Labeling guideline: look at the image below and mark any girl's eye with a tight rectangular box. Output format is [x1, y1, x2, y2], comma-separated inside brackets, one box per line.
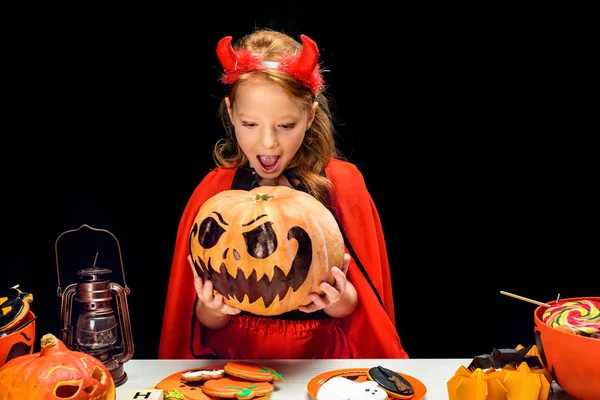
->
[239, 122, 295, 129]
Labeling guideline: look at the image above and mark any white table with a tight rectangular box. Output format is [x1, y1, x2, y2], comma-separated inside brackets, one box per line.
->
[116, 358, 573, 399]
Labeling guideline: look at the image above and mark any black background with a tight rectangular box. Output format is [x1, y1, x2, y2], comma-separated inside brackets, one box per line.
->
[2, 4, 597, 360]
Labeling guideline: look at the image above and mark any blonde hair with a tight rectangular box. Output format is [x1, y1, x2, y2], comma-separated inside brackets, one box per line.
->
[213, 29, 343, 205]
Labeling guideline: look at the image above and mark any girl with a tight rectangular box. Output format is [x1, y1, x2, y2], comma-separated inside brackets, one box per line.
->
[159, 28, 408, 359]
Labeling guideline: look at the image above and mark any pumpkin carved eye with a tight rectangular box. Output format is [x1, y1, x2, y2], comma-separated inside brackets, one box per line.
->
[197, 215, 227, 248]
[243, 221, 277, 259]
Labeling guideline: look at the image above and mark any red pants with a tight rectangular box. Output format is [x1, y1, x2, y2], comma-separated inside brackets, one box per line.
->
[202, 314, 351, 359]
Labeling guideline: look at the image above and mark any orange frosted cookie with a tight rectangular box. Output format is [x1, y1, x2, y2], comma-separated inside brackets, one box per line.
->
[223, 361, 283, 382]
[201, 376, 274, 398]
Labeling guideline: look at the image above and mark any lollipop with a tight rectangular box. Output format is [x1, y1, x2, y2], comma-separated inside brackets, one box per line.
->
[542, 299, 600, 336]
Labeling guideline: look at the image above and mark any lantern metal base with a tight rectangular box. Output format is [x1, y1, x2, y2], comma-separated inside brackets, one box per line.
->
[109, 363, 128, 387]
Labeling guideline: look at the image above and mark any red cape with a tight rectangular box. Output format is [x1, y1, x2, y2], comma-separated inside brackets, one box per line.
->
[159, 158, 408, 359]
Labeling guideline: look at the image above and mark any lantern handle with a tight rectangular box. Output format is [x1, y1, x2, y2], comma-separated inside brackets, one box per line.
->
[55, 224, 130, 297]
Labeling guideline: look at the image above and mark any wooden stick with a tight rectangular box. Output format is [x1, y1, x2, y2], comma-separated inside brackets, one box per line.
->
[500, 291, 550, 308]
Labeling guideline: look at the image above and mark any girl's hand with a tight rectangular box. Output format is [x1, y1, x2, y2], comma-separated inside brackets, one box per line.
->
[298, 253, 354, 314]
[189, 255, 241, 316]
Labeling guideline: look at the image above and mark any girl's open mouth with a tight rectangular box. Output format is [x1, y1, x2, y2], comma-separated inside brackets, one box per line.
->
[257, 155, 280, 173]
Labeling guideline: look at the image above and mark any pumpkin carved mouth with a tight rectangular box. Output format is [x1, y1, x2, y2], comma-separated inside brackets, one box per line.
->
[191, 226, 312, 308]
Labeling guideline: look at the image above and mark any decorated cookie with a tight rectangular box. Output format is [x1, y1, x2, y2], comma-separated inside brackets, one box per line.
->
[201, 376, 274, 399]
[156, 366, 226, 400]
[223, 361, 283, 382]
[316, 377, 387, 400]
[181, 367, 225, 382]
[367, 366, 415, 399]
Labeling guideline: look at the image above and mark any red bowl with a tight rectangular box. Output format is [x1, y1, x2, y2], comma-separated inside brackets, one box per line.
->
[534, 296, 600, 400]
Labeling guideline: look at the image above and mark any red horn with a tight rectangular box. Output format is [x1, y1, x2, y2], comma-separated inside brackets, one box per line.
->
[216, 36, 238, 71]
[295, 34, 319, 78]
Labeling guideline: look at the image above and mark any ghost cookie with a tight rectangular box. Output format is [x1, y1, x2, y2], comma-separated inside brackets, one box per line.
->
[181, 367, 225, 382]
[367, 366, 415, 399]
[223, 361, 283, 382]
[317, 377, 387, 400]
[201, 376, 274, 399]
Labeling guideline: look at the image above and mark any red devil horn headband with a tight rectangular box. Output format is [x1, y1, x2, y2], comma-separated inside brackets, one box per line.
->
[216, 34, 324, 95]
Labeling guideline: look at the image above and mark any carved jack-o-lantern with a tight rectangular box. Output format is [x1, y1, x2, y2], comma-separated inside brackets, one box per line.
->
[189, 186, 344, 316]
[0, 333, 116, 399]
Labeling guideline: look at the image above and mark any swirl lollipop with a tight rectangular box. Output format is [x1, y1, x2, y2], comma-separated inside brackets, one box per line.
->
[542, 299, 600, 336]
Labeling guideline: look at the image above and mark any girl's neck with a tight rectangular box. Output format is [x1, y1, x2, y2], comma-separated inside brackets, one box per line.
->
[259, 174, 293, 188]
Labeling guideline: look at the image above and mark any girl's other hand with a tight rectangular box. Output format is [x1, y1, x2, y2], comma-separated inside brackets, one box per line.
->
[298, 253, 353, 314]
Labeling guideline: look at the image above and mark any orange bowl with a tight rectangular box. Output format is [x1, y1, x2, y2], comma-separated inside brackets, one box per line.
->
[0, 310, 36, 368]
[534, 296, 600, 400]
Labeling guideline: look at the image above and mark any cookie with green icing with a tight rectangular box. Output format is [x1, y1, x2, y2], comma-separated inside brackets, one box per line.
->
[223, 361, 283, 382]
[202, 376, 274, 398]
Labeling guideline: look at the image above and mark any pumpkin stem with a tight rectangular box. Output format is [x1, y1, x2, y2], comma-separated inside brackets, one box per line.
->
[255, 194, 275, 202]
[40, 333, 58, 348]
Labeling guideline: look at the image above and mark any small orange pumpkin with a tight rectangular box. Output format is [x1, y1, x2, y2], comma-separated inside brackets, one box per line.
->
[189, 186, 344, 316]
[0, 333, 116, 400]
